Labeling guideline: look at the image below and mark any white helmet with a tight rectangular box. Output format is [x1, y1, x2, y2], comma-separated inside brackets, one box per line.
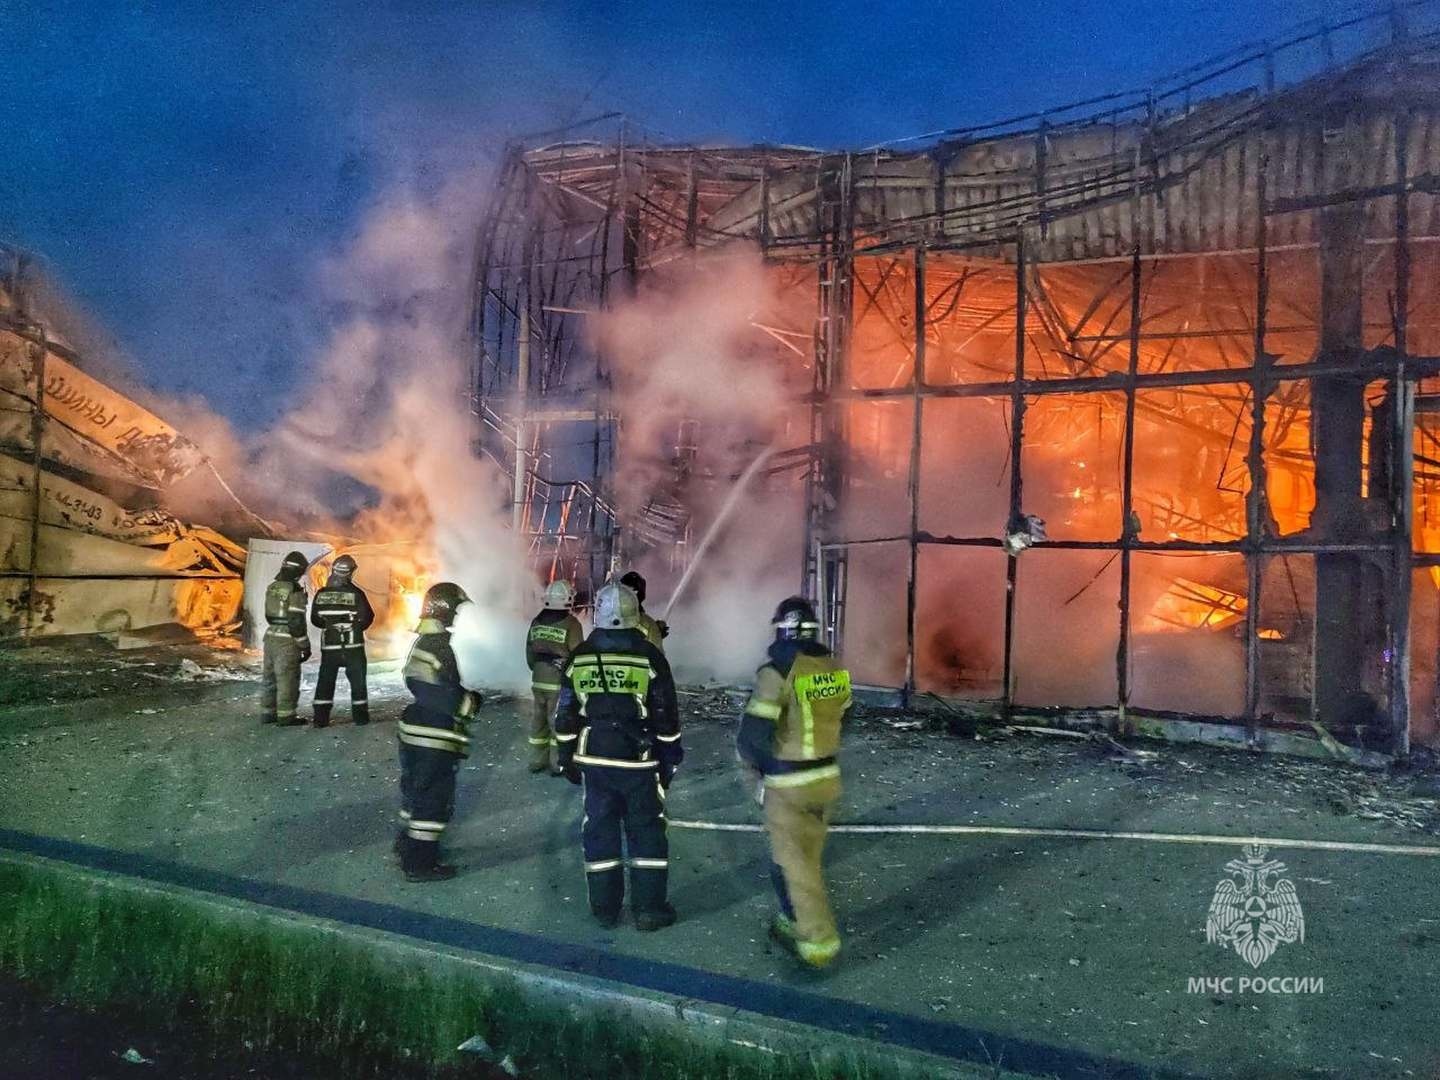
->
[543, 580, 574, 610]
[594, 582, 640, 630]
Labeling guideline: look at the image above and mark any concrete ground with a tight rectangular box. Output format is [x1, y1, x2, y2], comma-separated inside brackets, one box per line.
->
[1, 641, 1438, 1079]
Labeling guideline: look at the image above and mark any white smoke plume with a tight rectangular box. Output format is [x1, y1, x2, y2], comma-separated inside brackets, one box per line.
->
[593, 247, 812, 684]
[253, 178, 534, 690]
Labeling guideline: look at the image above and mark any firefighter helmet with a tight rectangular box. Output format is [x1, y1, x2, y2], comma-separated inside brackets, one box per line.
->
[619, 570, 647, 605]
[772, 596, 821, 642]
[278, 550, 309, 580]
[543, 580, 574, 610]
[420, 582, 470, 628]
[595, 582, 640, 630]
[330, 554, 358, 582]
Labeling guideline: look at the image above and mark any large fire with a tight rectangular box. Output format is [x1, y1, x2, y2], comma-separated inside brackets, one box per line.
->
[767, 248, 1439, 718]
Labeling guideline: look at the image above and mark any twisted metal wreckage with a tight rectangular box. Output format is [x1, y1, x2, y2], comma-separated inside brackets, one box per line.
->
[0, 250, 247, 641]
[473, 4, 1440, 755]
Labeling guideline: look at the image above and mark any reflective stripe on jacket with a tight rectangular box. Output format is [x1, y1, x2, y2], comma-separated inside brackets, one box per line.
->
[741, 647, 851, 783]
[401, 627, 479, 756]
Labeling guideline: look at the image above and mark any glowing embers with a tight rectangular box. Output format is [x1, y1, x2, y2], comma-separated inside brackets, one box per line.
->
[1411, 401, 1440, 571]
[1019, 392, 1125, 541]
[1129, 554, 1247, 717]
[1142, 578, 1289, 639]
[1145, 578, 1246, 633]
[398, 579, 426, 633]
[1132, 387, 1250, 544]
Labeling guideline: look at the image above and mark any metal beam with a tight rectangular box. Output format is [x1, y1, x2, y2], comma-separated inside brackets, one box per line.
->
[24, 327, 45, 643]
[824, 349, 1437, 402]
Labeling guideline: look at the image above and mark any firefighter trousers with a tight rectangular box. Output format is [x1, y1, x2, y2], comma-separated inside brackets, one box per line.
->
[581, 766, 668, 917]
[764, 773, 841, 965]
[314, 644, 368, 725]
[528, 688, 558, 770]
[398, 744, 459, 872]
[259, 631, 303, 724]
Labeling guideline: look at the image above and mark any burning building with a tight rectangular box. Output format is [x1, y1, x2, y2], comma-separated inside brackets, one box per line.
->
[473, 11, 1440, 753]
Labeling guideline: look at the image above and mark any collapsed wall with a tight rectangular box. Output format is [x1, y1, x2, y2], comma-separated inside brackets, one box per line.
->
[0, 250, 244, 640]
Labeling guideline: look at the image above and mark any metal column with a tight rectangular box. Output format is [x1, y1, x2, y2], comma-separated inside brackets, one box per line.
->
[1001, 233, 1028, 716]
[904, 246, 927, 701]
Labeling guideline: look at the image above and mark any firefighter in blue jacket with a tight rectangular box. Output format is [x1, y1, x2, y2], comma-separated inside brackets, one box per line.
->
[555, 582, 682, 930]
[395, 582, 482, 883]
[310, 554, 375, 727]
[259, 550, 311, 725]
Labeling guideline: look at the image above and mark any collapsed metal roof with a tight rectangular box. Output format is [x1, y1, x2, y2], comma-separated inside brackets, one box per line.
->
[506, 22, 1440, 266]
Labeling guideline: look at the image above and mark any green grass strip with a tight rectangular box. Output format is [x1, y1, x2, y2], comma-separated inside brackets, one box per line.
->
[0, 859, 943, 1079]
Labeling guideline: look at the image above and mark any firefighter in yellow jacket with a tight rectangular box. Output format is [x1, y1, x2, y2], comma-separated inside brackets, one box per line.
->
[259, 550, 312, 725]
[524, 580, 584, 773]
[736, 596, 852, 968]
[619, 571, 668, 653]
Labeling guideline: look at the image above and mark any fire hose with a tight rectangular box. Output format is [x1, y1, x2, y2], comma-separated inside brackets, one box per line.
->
[666, 818, 1440, 857]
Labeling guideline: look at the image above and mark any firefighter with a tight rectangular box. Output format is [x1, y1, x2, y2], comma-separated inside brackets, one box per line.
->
[259, 550, 312, 726]
[396, 581, 482, 882]
[619, 570, 668, 653]
[555, 582, 682, 930]
[736, 596, 852, 969]
[525, 580, 584, 773]
[310, 554, 375, 727]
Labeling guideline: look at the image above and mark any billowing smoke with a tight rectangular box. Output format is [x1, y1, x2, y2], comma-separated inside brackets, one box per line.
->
[73, 187, 1255, 710]
[588, 249, 1253, 710]
[593, 248, 811, 683]
[251, 179, 534, 689]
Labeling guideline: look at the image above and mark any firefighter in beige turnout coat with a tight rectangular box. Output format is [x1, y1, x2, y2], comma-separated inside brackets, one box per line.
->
[736, 596, 852, 968]
[524, 580, 584, 772]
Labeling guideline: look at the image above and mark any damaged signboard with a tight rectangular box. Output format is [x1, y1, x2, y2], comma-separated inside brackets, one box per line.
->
[0, 330, 203, 490]
[0, 312, 244, 641]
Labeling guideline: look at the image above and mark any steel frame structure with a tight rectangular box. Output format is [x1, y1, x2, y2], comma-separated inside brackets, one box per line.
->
[473, 3, 1440, 751]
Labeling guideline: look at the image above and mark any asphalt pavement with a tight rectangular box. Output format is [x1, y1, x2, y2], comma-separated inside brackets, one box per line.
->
[0, 652, 1436, 1079]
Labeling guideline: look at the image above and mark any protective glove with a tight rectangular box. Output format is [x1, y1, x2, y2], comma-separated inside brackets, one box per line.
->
[657, 741, 683, 789]
[557, 749, 582, 786]
[658, 619, 671, 639]
[297, 639, 312, 663]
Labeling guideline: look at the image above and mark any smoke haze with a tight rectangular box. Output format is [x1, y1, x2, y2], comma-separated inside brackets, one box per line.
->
[593, 248, 811, 684]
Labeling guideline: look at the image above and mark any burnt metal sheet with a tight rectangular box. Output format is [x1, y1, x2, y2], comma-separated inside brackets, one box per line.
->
[0, 330, 202, 487]
[0, 575, 243, 640]
[0, 454, 183, 545]
[518, 42, 1440, 267]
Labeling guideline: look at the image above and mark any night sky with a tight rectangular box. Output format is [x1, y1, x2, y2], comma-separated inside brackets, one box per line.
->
[1, 1, 1346, 431]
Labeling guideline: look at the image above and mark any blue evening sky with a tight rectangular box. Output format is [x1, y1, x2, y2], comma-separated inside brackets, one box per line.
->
[0, 1, 1351, 429]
